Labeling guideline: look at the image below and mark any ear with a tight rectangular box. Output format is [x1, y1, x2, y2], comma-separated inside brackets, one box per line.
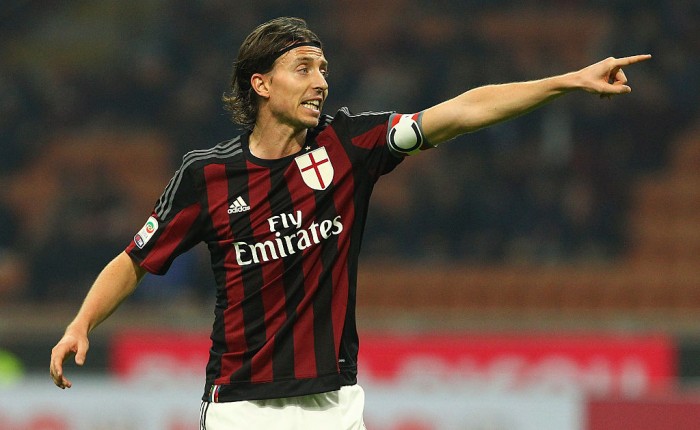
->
[250, 73, 270, 99]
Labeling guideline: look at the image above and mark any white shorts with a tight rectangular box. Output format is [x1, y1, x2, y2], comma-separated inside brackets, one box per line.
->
[200, 385, 366, 430]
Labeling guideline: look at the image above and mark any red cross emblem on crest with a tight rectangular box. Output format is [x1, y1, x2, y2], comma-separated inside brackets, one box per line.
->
[295, 147, 334, 190]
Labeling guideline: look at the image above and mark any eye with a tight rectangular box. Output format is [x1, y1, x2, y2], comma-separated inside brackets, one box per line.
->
[297, 66, 309, 74]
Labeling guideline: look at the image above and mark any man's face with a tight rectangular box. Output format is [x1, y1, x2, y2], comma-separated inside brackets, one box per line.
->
[262, 45, 329, 130]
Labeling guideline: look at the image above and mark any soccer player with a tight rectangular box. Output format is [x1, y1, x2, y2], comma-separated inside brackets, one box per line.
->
[50, 16, 650, 430]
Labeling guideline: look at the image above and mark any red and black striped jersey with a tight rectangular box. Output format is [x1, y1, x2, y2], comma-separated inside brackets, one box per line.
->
[126, 108, 404, 402]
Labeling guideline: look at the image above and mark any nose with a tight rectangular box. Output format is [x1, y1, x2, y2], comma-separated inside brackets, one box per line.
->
[313, 71, 328, 94]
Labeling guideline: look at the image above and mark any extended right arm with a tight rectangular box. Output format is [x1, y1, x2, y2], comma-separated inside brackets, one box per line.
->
[50, 251, 146, 388]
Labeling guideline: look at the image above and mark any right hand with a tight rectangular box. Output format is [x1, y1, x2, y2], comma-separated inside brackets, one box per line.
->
[50, 329, 89, 389]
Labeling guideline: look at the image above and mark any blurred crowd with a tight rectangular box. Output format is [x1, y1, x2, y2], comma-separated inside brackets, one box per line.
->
[0, 0, 698, 304]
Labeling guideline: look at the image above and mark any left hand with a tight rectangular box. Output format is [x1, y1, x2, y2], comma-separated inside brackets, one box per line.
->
[577, 54, 652, 97]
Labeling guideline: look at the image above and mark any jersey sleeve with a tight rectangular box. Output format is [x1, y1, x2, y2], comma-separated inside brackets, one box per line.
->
[328, 108, 405, 180]
[125, 159, 204, 275]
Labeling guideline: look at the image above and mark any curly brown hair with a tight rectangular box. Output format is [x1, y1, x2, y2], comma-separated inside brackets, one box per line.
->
[222, 17, 323, 130]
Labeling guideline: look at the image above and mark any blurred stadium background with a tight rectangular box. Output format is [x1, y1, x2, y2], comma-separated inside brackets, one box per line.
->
[1, 1, 699, 429]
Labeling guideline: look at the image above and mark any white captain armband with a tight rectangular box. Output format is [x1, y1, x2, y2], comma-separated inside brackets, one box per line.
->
[386, 112, 435, 156]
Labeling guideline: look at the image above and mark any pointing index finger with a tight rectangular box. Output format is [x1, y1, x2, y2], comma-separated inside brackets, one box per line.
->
[616, 54, 652, 66]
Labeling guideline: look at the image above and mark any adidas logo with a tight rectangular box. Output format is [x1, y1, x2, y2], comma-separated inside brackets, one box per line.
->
[227, 196, 250, 214]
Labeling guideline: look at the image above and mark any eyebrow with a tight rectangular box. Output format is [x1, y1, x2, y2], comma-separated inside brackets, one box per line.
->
[292, 56, 328, 68]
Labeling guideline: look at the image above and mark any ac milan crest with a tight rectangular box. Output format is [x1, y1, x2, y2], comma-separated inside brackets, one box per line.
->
[295, 147, 334, 190]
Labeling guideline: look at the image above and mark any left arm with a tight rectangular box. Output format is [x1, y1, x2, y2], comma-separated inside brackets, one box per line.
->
[422, 55, 651, 145]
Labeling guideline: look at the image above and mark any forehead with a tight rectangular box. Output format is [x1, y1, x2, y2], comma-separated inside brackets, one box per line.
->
[276, 46, 327, 66]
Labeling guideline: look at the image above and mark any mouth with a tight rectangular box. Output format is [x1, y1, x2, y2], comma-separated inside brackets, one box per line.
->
[301, 99, 321, 113]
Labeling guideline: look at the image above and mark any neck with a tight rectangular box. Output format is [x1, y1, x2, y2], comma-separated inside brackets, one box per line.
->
[249, 120, 307, 160]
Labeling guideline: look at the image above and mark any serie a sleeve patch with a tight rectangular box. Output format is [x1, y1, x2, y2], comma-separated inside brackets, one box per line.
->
[134, 216, 159, 249]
